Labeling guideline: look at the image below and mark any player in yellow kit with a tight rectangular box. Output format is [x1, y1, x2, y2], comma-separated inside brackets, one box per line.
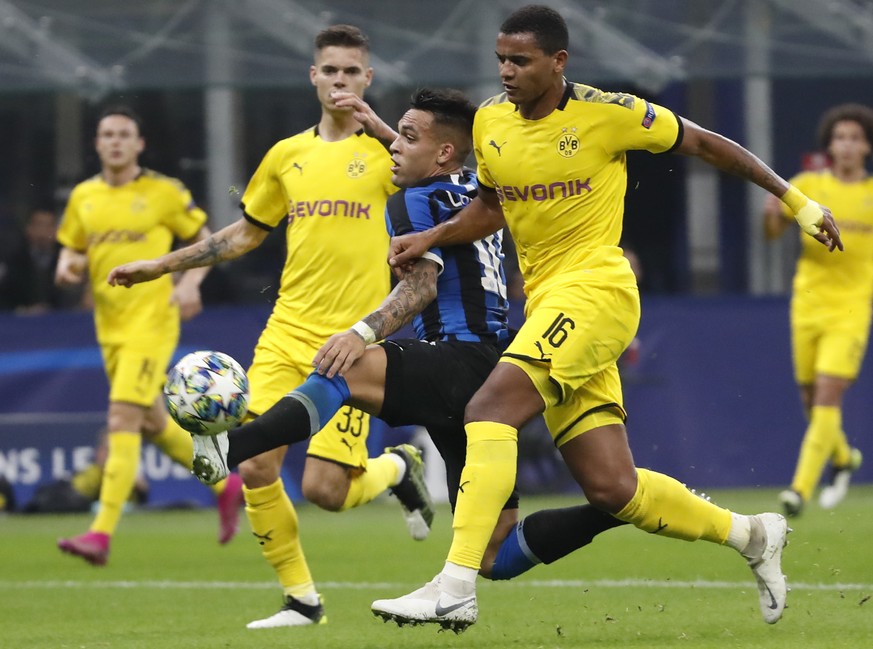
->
[376, 5, 842, 632]
[55, 105, 243, 566]
[765, 104, 873, 516]
[108, 25, 433, 628]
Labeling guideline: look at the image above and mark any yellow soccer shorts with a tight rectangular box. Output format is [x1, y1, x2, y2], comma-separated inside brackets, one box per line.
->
[247, 323, 370, 470]
[791, 298, 871, 384]
[500, 278, 639, 447]
[103, 338, 176, 408]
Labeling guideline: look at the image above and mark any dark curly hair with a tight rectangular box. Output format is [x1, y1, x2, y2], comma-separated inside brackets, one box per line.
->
[816, 103, 873, 160]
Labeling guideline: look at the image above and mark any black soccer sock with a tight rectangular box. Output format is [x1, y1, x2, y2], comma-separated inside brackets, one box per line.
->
[523, 504, 628, 564]
[226, 396, 311, 468]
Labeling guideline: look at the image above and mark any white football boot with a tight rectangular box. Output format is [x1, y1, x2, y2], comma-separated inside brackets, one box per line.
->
[778, 488, 804, 518]
[819, 448, 863, 510]
[246, 594, 326, 629]
[372, 574, 477, 633]
[386, 444, 435, 541]
[743, 513, 790, 624]
[191, 432, 229, 485]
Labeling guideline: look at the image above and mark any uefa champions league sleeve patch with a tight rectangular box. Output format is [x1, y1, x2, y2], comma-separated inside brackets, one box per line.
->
[642, 101, 656, 129]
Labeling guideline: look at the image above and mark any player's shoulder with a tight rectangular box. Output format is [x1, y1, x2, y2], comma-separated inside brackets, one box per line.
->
[284, 126, 318, 146]
[477, 93, 516, 122]
[478, 91, 513, 110]
[567, 82, 638, 111]
[140, 168, 190, 193]
[264, 127, 317, 156]
[393, 171, 476, 203]
[72, 173, 104, 192]
[353, 130, 394, 156]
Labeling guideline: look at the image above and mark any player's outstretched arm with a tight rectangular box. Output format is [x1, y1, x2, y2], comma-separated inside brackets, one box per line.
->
[108, 218, 268, 287]
[389, 190, 505, 271]
[676, 117, 842, 252]
[313, 258, 440, 379]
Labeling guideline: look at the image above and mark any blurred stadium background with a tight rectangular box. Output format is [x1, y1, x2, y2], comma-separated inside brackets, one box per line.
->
[2, 0, 873, 510]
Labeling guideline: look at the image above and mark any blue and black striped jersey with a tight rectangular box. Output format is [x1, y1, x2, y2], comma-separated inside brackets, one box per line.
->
[386, 169, 509, 344]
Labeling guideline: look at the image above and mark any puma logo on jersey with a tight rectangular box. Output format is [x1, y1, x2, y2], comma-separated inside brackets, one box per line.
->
[252, 529, 274, 545]
[534, 341, 552, 361]
[292, 162, 305, 174]
[489, 140, 507, 156]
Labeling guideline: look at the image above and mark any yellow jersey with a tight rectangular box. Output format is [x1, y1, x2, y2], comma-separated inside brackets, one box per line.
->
[241, 128, 394, 340]
[474, 82, 681, 294]
[58, 170, 207, 345]
[781, 170, 873, 306]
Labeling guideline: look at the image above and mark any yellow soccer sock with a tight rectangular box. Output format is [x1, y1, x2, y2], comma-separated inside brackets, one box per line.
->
[447, 421, 518, 569]
[615, 468, 732, 544]
[244, 479, 316, 598]
[340, 453, 399, 511]
[152, 420, 227, 495]
[151, 419, 194, 469]
[791, 405, 840, 500]
[831, 428, 852, 468]
[91, 432, 142, 535]
[70, 464, 103, 500]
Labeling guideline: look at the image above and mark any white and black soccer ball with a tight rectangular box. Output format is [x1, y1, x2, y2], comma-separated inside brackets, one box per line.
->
[164, 350, 249, 435]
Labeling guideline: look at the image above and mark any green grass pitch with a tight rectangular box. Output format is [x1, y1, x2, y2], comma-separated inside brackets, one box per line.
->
[1, 486, 871, 648]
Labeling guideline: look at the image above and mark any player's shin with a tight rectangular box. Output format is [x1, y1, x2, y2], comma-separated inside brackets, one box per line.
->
[490, 505, 627, 580]
[448, 422, 518, 573]
[91, 432, 142, 535]
[614, 468, 732, 543]
[244, 479, 316, 599]
[226, 373, 350, 467]
[791, 405, 840, 500]
[152, 418, 194, 468]
[341, 454, 399, 510]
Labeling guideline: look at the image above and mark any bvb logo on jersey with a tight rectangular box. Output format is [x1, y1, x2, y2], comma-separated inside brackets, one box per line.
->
[347, 154, 366, 179]
[557, 127, 580, 159]
[131, 196, 148, 213]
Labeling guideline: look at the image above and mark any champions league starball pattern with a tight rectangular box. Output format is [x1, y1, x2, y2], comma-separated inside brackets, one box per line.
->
[164, 350, 249, 435]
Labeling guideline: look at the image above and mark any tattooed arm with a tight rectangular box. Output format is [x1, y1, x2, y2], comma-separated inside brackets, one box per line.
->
[107, 218, 269, 287]
[312, 257, 439, 378]
[676, 116, 841, 251]
[361, 258, 439, 341]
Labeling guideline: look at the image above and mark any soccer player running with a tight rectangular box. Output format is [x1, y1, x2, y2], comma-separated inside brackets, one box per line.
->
[765, 104, 873, 517]
[377, 4, 843, 632]
[183, 87, 627, 587]
[54, 105, 244, 566]
[108, 25, 433, 629]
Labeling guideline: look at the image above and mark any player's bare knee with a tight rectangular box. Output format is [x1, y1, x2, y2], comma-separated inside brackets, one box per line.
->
[107, 402, 145, 435]
[464, 390, 500, 423]
[584, 479, 636, 514]
[238, 456, 280, 489]
[301, 471, 346, 511]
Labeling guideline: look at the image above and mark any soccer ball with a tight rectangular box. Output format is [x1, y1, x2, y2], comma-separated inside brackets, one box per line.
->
[164, 350, 249, 435]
